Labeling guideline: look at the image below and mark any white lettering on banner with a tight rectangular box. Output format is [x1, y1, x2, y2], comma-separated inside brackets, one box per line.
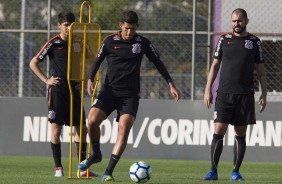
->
[22, 116, 282, 147]
[23, 116, 40, 142]
[177, 119, 193, 145]
[23, 116, 75, 142]
[265, 121, 281, 146]
[200, 120, 214, 145]
[147, 118, 161, 145]
[161, 119, 178, 145]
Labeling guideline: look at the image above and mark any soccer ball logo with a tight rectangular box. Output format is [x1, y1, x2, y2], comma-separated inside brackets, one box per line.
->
[129, 161, 152, 183]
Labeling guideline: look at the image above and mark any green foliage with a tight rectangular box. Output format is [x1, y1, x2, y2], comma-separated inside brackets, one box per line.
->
[0, 156, 282, 184]
[91, 0, 131, 30]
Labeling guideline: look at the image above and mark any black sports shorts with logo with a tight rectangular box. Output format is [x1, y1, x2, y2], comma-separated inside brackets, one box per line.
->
[47, 82, 85, 126]
[92, 87, 139, 122]
[214, 92, 256, 126]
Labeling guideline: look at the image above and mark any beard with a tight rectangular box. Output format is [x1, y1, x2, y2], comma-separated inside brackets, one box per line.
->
[233, 26, 246, 34]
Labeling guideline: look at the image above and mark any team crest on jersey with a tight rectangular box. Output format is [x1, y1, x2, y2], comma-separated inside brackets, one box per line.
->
[113, 35, 121, 40]
[245, 40, 253, 49]
[132, 43, 141, 54]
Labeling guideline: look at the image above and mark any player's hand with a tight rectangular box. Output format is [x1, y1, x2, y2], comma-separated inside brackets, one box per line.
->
[259, 94, 267, 112]
[87, 79, 94, 97]
[46, 76, 61, 86]
[169, 82, 180, 101]
[204, 90, 213, 109]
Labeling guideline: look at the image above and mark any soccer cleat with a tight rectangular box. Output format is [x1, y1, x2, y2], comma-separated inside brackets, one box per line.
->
[203, 169, 218, 180]
[54, 167, 64, 177]
[78, 151, 102, 170]
[101, 175, 115, 182]
[77, 169, 99, 177]
[230, 171, 244, 181]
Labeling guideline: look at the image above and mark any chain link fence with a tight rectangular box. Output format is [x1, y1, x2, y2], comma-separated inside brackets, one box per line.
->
[0, 0, 281, 101]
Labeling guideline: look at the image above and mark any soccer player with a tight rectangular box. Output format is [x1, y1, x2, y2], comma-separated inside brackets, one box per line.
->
[78, 10, 180, 182]
[29, 11, 97, 177]
[203, 8, 267, 181]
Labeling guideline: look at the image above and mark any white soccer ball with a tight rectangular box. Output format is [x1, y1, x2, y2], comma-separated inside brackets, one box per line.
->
[129, 161, 152, 183]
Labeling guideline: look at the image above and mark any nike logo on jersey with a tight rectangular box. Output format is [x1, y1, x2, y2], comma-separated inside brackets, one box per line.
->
[114, 46, 121, 49]
[227, 41, 234, 45]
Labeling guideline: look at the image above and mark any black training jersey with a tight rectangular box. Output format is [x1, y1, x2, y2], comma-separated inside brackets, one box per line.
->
[35, 34, 69, 85]
[213, 32, 264, 94]
[89, 31, 173, 97]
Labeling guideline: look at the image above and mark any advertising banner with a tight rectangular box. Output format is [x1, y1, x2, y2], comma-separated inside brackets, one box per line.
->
[0, 98, 281, 161]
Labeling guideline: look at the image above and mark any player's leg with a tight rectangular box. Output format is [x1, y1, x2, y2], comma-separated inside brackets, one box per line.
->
[230, 125, 247, 181]
[203, 122, 228, 180]
[212, 122, 229, 169]
[74, 125, 87, 162]
[51, 122, 64, 177]
[230, 93, 255, 181]
[233, 125, 248, 172]
[74, 124, 99, 177]
[102, 114, 135, 182]
[203, 92, 231, 180]
[70, 85, 99, 177]
[101, 97, 138, 182]
[48, 86, 66, 177]
[78, 107, 107, 170]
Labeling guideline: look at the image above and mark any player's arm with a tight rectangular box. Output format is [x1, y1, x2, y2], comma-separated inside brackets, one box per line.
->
[256, 63, 267, 112]
[29, 57, 60, 86]
[87, 43, 106, 96]
[204, 58, 221, 109]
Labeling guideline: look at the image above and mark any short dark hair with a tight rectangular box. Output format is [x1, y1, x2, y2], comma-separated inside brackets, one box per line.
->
[120, 10, 138, 24]
[57, 11, 75, 24]
[232, 8, 248, 19]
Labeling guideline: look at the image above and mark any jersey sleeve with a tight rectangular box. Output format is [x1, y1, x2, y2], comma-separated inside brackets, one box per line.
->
[255, 38, 264, 64]
[88, 41, 108, 81]
[35, 36, 57, 62]
[213, 35, 224, 60]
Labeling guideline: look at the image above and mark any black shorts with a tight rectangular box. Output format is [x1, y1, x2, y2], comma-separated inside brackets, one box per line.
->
[93, 88, 139, 122]
[214, 92, 256, 126]
[47, 84, 85, 126]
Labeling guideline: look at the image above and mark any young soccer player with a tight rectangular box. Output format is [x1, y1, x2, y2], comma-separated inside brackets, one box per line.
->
[29, 11, 97, 177]
[78, 10, 180, 182]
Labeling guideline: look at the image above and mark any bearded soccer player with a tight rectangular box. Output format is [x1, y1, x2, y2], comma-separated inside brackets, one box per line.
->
[203, 8, 267, 181]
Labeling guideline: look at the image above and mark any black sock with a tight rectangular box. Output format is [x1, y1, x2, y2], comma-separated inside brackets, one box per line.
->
[91, 141, 101, 155]
[211, 134, 224, 172]
[104, 154, 120, 176]
[75, 141, 87, 162]
[51, 142, 62, 168]
[233, 135, 246, 172]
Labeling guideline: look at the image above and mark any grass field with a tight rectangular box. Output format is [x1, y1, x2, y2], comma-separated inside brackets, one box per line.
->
[1, 155, 282, 184]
